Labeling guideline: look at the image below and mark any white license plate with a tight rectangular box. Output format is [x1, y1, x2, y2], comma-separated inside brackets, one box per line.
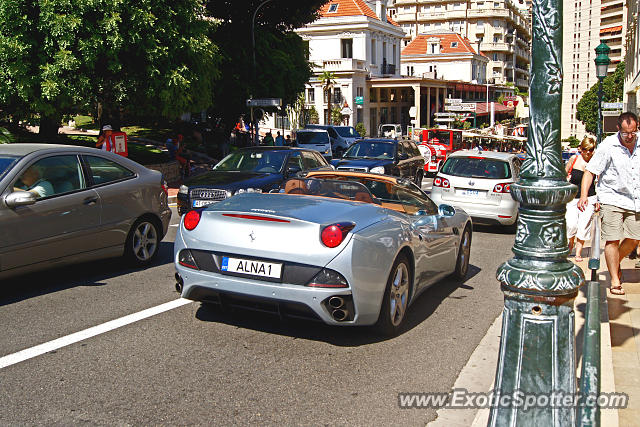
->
[460, 189, 480, 196]
[221, 256, 282, 279]
[193, 199, 215, 208]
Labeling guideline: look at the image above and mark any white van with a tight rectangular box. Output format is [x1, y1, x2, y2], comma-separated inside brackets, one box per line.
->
[305, 124, 360, 157]
[295, 129, 332, 159]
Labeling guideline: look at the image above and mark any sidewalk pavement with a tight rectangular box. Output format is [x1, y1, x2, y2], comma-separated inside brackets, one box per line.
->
[430, 245, 640, 426]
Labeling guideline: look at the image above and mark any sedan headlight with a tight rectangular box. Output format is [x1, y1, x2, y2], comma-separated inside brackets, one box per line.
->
[370, 166, 385, 174]
[179, 184, 189, 195]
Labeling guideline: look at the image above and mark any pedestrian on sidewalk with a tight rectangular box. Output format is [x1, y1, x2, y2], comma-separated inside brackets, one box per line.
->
[578, 112, 640, 295]
[96, 124, 115, 152]
[275, 131, 284, 146]
[566, 136, 597, 262]
[285, 135, 292, 146]
[263, 131, 274, 146]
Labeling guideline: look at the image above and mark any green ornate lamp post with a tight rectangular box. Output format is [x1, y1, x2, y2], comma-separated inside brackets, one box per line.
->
[488, 0, 585, 424]
[594, 41, 611, 145]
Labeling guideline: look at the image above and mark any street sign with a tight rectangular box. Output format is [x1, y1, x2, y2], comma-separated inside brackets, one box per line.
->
[445, 98, 462, 104]
[435, 112, 456, 117]
[355, 96, 364, 105]
[445, 103, 476, 112]
[602, 102, 623, 109]
[602, 110, 621, 116]
[246, 98, 282, 107]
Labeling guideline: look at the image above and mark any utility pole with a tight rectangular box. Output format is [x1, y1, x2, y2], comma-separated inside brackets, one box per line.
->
[489, 0, 584, 423]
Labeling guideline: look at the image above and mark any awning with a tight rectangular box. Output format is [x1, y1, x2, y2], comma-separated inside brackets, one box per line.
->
[600, 25, 622, 34]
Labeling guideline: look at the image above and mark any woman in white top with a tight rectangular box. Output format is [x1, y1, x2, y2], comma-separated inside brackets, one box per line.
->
[565, 136, 597, 261]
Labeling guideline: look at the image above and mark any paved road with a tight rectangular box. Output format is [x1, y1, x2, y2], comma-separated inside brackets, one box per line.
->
[0, 202, 516, 425]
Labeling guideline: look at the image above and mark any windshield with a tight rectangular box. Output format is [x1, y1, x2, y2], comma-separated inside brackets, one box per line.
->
[282, 178, 376, 203]
[212, 150, 288, 173]
[335, 126, 359, 138]
[441, 157, 512, 179]
[0, 155, 19, 180]
[297, 132, 329, 145]
[427, 130, 453, 144]
[343, 141, 395, 160]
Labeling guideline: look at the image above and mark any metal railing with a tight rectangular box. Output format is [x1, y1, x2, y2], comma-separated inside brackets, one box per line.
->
[578, 211, 601, 426]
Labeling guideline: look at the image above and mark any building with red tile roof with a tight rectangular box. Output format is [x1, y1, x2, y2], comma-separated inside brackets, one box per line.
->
[391, 0, 531, 93]
[401, 32, 488, 84]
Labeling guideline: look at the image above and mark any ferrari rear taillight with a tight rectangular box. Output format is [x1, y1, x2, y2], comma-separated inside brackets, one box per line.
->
[320, 222, 356, 248]
[184, 210, 201, 230]
[433, 177, 450, 188]
[493, 183, 512, 193]
[306, 268, 348, 288]
[178, 249, 199, 269]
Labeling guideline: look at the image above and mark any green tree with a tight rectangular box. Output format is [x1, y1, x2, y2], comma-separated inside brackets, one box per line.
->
[355, 122, 366, 137]
[576, 61, 625, 135]
[0, 0, 220, 138]
[320, 71, 337, 111]
[205, 0, 326, 133]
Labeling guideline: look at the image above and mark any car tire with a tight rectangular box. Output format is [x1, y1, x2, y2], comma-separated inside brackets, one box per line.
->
[124, 217, 161, 266]
[452, 225, 472, 280]
[375, 254, 411, 336]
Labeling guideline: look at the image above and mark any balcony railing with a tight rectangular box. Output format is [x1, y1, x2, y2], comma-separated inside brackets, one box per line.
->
[381, 63, 396, 75]
[318, 58, 366, 72]
[481, 42, 511, 52]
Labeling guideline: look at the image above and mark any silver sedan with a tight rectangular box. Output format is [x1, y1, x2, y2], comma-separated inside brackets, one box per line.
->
[174, 171, 471, 336]
[0, 143, 171, 279]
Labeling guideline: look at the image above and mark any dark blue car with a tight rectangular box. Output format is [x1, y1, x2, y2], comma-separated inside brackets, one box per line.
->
[331, 138, 426, 185]
[177, 147, 332, 214]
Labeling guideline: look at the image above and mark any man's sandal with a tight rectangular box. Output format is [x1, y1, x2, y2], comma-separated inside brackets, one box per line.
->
[610, 286, 625, 295]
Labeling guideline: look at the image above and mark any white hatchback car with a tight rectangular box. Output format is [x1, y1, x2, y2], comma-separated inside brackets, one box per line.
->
[430, 150, 521, 227]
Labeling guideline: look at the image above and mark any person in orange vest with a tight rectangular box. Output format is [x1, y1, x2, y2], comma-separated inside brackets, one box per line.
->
[96, 124, 115, 152]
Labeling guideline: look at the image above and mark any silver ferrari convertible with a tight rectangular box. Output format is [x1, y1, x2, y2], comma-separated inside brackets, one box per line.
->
[174, 171, 472, 335]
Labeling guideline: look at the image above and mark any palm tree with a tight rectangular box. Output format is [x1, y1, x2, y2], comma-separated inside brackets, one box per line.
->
[319, 71, 336, 121]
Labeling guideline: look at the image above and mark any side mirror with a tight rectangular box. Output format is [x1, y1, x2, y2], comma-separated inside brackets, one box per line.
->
[438, 204, 455, 217]
[5, 191, 37, 208]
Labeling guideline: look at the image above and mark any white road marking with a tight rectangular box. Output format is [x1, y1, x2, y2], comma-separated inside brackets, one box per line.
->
[170, 224, 179, 227]
[0, 298, 192, 370]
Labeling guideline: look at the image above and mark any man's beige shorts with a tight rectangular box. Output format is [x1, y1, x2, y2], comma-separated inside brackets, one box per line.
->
[600, 204, 640, 242]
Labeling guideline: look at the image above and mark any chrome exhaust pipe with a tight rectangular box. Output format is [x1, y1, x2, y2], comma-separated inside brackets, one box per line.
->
[328, 296, 345, 309]
[332, 309, 348, 321]
[175, 272, 183, 294]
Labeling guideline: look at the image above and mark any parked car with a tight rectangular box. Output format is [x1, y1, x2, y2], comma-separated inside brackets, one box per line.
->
[177, 146, 332, 215]
[294, 129, 332, 159]
[331, 138, 426, 185]
[430, 150, 521, 227]
[0, 143, 171, 279]
[174, 170, 471, 335]
[305, 124, 360, 156]
[378, 124, 402, 138]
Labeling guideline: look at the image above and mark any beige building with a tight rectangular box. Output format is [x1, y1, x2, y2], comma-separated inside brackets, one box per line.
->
[623, 0, 639, 115]
[561, 0, 628, 139]
[389, 0, 531, 91]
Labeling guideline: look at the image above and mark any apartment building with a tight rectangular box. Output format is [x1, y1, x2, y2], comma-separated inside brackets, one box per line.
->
[401, 32, 489, 83]
[623, 0, 639, 114]
[390, 0, 531, 91]
[561, 0, 628, 139]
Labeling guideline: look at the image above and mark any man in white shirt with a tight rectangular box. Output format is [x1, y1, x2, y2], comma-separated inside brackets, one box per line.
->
[578, 112, 640, 295]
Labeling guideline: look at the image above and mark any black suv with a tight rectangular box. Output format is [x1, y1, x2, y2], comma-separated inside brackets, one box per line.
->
[331, 138, 425, 185]
[177, 147, 332, 214]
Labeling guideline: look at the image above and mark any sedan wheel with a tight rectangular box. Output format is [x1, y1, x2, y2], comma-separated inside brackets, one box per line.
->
[125, 219, 160, 265]
[452, 226, 471, 280]
[376, 255, 411, 336]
